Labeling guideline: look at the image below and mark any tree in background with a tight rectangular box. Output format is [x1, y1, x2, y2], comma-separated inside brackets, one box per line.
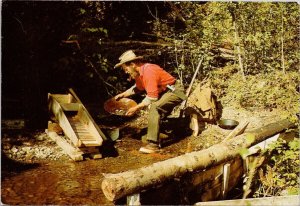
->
[2, 1, 299, 127]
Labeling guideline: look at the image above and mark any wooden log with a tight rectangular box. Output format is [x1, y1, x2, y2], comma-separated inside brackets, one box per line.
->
[194, 195, 299, 206]
[101, 119, 294, 201]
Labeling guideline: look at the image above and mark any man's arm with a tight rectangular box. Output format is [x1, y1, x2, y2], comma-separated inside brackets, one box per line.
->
[125, 95, 158, 116]
[115, 84, 137, 100]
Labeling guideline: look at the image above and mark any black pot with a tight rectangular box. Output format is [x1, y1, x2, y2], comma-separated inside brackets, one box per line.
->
[217, 119, 239, 130]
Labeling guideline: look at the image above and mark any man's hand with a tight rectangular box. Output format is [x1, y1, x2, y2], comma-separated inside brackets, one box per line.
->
[125, 102, 146, 116]
[115, 85, 137, 101]
[115, 93, 126, 101]
[125, 106, 138, 116]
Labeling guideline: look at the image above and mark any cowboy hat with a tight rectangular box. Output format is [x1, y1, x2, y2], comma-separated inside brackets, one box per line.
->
[114, 50, 143, 68]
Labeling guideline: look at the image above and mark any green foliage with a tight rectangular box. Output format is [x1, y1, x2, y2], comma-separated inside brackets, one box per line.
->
[79, 8, 86, 14]
[239, 148, 250, 160]
[232, 2, 299, 74]
[155, 2, 299, 83]
[253, 137, 300, 197]
[52, 2, 299, 99]
[82, 27, 107, 36]
[211, 69, 300, 122]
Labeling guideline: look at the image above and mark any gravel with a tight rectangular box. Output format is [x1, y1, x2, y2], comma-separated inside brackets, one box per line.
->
[2, 131, 69, 162]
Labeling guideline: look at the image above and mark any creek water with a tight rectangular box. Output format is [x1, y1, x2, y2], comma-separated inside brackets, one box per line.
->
[1, 133, 177, 205]
[2, 159, 114, 205]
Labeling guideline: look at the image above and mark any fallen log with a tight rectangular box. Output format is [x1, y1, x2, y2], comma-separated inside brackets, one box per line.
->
[101, 119, 294, 201]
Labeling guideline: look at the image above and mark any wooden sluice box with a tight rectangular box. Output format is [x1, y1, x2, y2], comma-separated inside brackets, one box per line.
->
[47, 88, 107, 161]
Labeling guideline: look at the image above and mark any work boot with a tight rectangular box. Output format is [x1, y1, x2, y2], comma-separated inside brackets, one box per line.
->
[141, 133, 170, 143]
[141, 134, 148, 143]
[139, 142, 160, 154]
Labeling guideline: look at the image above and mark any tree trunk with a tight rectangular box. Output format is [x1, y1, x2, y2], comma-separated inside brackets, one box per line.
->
[280, 12, 285, 74]
[101, 119, 294, 201]
[234, 20, 245, 81]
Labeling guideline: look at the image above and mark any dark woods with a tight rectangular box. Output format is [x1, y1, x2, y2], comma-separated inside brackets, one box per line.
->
[2, 1, 299, 128]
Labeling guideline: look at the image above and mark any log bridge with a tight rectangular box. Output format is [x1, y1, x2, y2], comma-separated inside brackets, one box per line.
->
[47, 88, 107, 161]
[101, 119, 295, 204]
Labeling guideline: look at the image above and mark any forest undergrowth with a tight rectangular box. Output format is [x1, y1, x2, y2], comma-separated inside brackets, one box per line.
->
[210, 65, 300, 198]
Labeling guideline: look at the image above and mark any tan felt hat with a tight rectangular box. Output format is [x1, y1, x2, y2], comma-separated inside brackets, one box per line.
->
[114, 50, 143, 68]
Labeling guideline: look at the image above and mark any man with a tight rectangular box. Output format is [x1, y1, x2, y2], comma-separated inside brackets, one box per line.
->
[114, 50, 186, 153]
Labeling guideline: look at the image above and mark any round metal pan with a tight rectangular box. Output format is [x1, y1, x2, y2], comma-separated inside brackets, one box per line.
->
[217, 119, 239, 130]
[104, 97, 137, 116]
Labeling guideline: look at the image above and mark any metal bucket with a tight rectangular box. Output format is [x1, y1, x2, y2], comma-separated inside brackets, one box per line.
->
[106, 128, 120, 141]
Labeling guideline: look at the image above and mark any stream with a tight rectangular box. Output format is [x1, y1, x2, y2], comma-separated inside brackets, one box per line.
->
[2, 158, 117, 205]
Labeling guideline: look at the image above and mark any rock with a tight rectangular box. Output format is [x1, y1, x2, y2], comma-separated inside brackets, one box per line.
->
[25, 153, 34, 160]
[36, 133, 48, 141]
[11, 146, 18, 153]
[22, 146, 31, 152]
[23, 142, 33, 146]
[3, 144, 12, 150]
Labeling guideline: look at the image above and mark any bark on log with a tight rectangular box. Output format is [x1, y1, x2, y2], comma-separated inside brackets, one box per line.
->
[101, 119, 294, 201]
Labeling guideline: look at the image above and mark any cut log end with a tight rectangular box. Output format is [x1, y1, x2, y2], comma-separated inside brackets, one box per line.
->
[101, 179, 118, 202]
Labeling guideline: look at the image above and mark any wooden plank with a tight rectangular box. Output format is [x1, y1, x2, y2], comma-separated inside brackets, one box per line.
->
[46, 130, 83, 161]
[247, 133, 280, 156]
[69, 88, 108, 141]
[48, 95, 82, 147]
[80, 136, 97, 141]
[89, 152, 102, 159]
[127, 193, 141, 206]
[200, 158, 243, 201]
[68, 93, 74, 103]
[60, 103, 80, 111]
[190, 163, 224, 188]
[195, 195, 300, 206]
[79, 147, 100, 153]
[80, 140, 102, 147]
[77, 106, 103, 145]
[201, 182, 222, 202]
[222, 120, 249, 142]
[222, 163, 231, 199]
[50, 94, 70, 104]
[47, 121, 63, 134]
